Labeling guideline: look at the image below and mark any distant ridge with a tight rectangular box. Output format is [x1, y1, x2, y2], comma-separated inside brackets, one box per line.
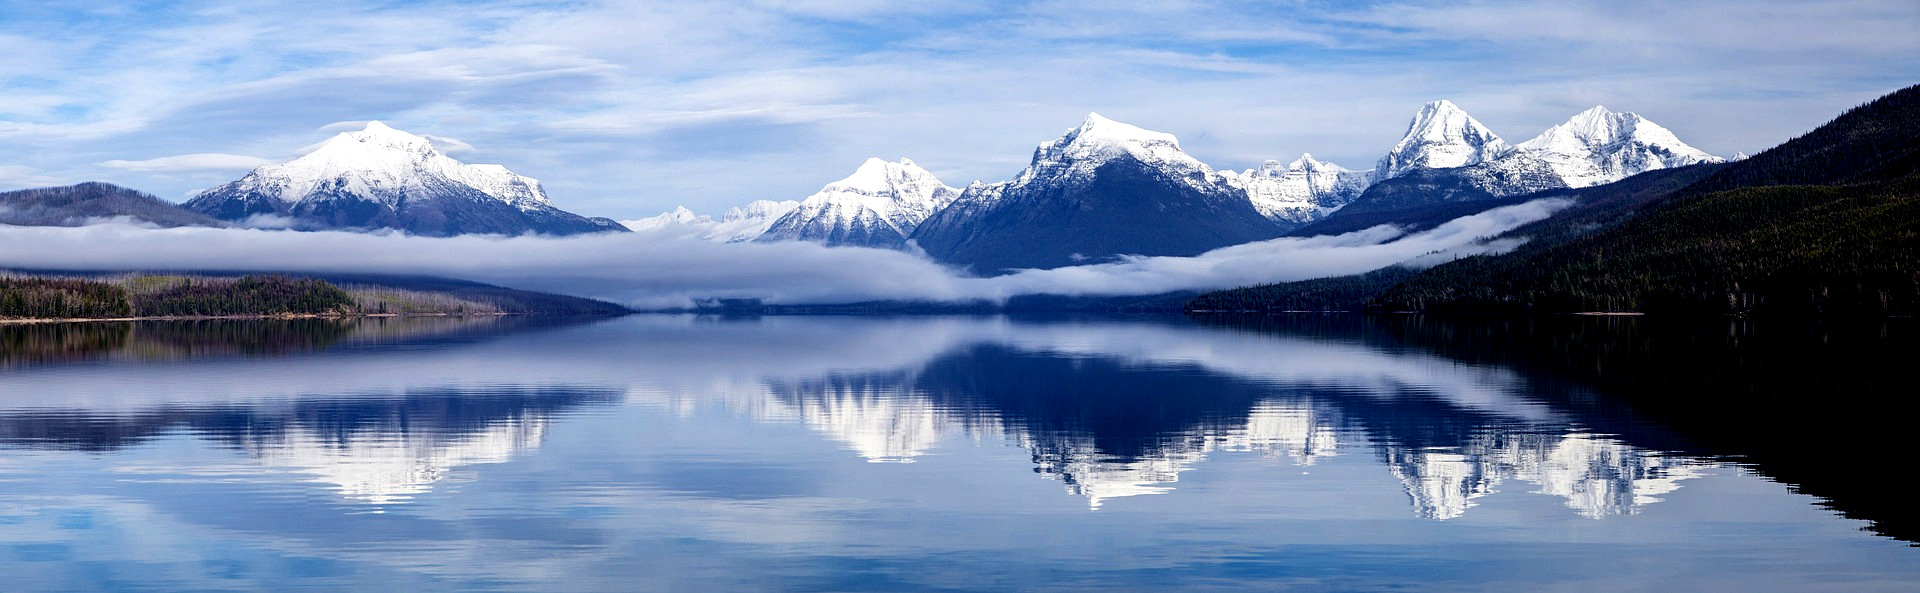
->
[1, 182, 225, 228]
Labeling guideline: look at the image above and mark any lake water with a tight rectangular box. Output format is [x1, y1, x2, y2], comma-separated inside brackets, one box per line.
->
[0, 314, 1914, 592]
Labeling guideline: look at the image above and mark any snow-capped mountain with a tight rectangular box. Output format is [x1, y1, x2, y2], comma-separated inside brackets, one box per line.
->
[711, 200, 802, 242]
[1335, 100, 1570, 216]
[1517, 106, 1725, 187]
[1376, 100, 1514, 179]
[911, 113, 1283, 272]
[621, 206, 711, 233]
[184, 121, 623, 237]
[756, 158, 959, 248]
[1014, 112, 1217, 190]
[1221, 154, 1373, 225]
[1333, 101, 1726, 216]
[621, 200, 801, 242]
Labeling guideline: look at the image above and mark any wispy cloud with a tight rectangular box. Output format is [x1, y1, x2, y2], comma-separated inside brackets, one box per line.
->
[0, 165, 64, 187]
[0, 198, 1568, 308]
[99, 153, 270, 172]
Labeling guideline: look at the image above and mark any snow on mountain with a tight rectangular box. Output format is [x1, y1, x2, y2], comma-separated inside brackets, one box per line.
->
[1450, 150, 1569, 197]
[709, 200, 801, 242]
[1018, 112, 1220, 191]
[1221, 153, 1373, 224]
[622, 200, 800, 242]
[1516, 106, 1725, 187]
[225, 121, 552, 211]
[621, 206, 711, 234]
[1376, 100, 1514, 179]
[184, 121, 619, 236]
[755, 157, 959, 248]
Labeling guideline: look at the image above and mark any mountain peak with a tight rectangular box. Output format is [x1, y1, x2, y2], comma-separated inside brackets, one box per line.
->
[1421, 99, 1464, 114]
[756, 157, 960, 248]
[1378, 100, 1512, 178]
[182, 120, 592, 233]
[181, 119, 616, 236]
[1063, 112, 1181, 150]
[827, 157, 945, 196]
[1517, 105, 1723, 188]
[345, 120, 432, 150]
[1023, 113, 1197, 186]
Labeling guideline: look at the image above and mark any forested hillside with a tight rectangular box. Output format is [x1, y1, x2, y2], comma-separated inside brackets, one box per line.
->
[1190, 84, 1920, 316]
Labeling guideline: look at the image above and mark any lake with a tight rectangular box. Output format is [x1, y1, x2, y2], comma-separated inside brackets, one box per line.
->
[0, 314, 1914, 592]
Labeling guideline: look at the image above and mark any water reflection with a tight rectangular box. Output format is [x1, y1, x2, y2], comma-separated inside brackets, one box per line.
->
[0, 314, 1913, 592]
[747, 339, 1714, 517]
[0, 387, 619, 505]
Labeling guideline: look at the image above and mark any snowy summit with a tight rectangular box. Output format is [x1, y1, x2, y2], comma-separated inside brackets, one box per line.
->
[1222, 153, 1373, 225]
[1375, 100, 1513, 179]
[184, 121, 621, 236]
[755, 157, 960, 248]
[1517, 106, 1725, 187]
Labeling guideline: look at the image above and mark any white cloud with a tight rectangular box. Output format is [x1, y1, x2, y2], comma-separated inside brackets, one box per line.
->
[0, 165, 64, 188]
[421, 134, 476, 155]
[0, 198, 1568, 309]
[99, 153, 271, 172]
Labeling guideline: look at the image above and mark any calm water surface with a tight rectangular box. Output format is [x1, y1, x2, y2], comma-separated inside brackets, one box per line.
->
[0, 314, 1914, 592]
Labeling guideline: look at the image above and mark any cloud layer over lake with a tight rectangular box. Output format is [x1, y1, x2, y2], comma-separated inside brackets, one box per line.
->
[0, 199, 1568, 308]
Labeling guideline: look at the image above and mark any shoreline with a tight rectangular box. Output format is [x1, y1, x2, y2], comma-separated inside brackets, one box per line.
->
[0, 312, 517, 326]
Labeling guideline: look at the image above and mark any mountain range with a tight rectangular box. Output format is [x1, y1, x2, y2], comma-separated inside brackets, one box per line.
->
[639, 101, 1726, 272]
[3, 101, 1727, 274]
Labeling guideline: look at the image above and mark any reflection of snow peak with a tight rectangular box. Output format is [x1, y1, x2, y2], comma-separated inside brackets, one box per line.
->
[248, 417, 547, 505]
[780, 379, 947, 463]
[1026, 401, 1342, 509]
[1385, 432, 1708, 520]
[620, 319, 1716, 516]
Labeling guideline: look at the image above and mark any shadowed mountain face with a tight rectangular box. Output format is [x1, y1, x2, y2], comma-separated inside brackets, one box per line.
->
[909, 114, 1287, 273]
[912, 156, 1285, 273]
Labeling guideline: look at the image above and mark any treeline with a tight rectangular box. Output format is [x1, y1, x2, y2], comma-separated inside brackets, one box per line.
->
[3, 275, 358, 319]
[3, 272, 634, 320]
[1185, 266, 1417, 312]
[0, 277, 134, 318]
[132, 275, 357, 317]
[345, 286, 503, 315]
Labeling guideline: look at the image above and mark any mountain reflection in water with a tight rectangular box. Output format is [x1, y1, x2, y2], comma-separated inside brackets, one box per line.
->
[0, 313, 1913, 592]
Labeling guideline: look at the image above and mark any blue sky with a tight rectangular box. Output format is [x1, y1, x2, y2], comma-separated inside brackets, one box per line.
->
[1, 0, 1915, 219]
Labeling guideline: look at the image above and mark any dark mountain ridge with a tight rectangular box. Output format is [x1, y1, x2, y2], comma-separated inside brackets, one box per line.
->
[0, 182, 225, 228]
